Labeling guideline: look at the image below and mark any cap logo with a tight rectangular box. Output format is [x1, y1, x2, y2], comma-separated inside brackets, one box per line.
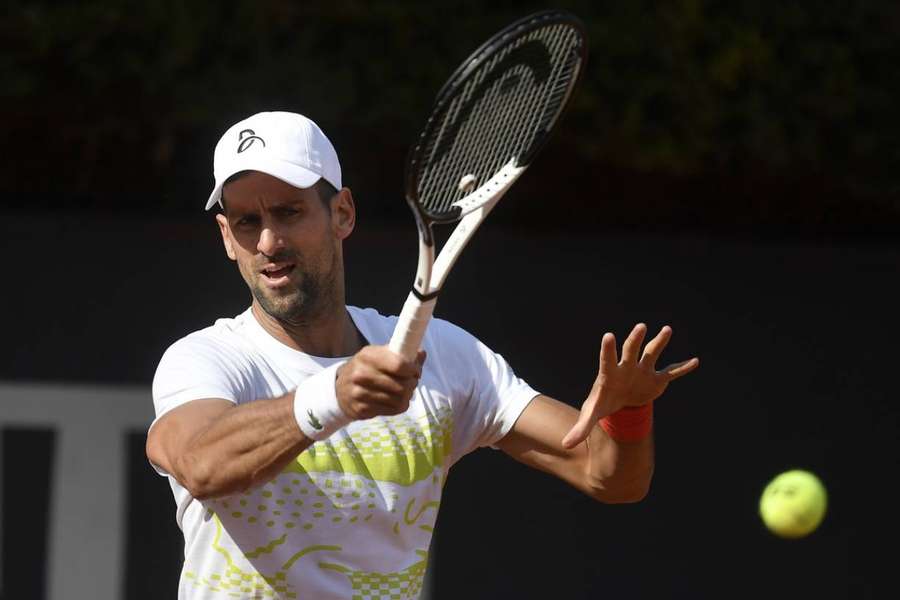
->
[237, 129, 266, 153]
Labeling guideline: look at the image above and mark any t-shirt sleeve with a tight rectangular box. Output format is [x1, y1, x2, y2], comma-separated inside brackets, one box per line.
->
[151, 334, 246, 425]
[433, 321, 540, 463]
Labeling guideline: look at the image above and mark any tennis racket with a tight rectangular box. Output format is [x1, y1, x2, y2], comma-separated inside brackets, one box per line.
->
[388, 9, 588, 361]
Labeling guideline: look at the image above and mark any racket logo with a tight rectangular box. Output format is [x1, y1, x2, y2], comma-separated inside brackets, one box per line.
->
[499, 73, 522, 95]
[306, 409, 324, 431]
[431, 40, 551, 165]
[237, 129, 266, 153]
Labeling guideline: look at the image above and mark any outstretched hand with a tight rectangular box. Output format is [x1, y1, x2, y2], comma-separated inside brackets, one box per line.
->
[561, 324, 699, 449]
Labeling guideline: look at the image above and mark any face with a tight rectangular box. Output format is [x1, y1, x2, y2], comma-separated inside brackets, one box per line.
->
[215, 172, 355, 325]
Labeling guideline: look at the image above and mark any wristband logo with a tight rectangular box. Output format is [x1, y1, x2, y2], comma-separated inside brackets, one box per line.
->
[307, 409, 324, 431]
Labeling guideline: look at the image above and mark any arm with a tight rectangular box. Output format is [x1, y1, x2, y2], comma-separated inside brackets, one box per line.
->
[496, 324, 698, 503]
[146, 346, 424, 500]
[146, 394, 309, 500]
[498, 395, 654, 503]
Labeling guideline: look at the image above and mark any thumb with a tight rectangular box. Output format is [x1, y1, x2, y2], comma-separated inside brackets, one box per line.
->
[561, 394, 601, 449]
[415, 350, 427, 375]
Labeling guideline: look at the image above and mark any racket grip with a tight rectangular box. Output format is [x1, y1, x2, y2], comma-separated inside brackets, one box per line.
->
[388, 292, 437, 362]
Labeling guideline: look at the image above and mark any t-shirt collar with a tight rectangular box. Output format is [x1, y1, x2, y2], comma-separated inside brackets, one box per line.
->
[240, 305, 372, 372]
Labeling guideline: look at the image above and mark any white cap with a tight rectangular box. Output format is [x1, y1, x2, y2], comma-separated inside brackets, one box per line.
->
[205, 111, 342, 210]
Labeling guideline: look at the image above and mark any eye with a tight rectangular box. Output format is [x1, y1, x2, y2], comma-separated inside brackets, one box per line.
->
[275, 207, 301, 218]
[234, 215, 260, 228]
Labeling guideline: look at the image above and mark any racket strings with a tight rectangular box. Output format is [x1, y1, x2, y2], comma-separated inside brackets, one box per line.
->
[432, 34, 575, 214]
[425, 59, 496, 205]
[413, 20, 583, 219]
[437, 51, 516, 207]
[421, 47, 508, 213]
[510, 25, 578, 163]
[423, 41, 538, 215]
[494, 29, 561, 181]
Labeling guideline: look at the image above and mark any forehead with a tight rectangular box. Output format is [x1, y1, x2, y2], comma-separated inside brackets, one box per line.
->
[222, 171, 317, 211]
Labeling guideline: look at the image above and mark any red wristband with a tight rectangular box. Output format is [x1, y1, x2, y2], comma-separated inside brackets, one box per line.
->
[599, 403, 653, 442]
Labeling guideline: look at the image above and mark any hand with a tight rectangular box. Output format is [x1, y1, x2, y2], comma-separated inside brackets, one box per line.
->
[561, 324, 699, 449]
[336, 345, 426, 420]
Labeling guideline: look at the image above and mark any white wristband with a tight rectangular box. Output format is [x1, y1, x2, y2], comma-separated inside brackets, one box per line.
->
[293, 362, 352, 441]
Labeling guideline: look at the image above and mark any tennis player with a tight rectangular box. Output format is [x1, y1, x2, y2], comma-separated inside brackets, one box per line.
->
[146, 111, 699, 600]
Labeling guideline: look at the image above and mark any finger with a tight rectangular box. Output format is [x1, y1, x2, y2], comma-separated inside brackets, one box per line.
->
[599, 332, 618, 374]
[414, 350, 427, 377]
[641, 325, 672, 367]
[659, 357, 700, 380]
[400, 374, 420, 398]
[356, 345, 402, 372]
[561, 394, 603, 449]
[361, 346, 421, 378]
[393, 354, 424, 378]
[620, 323, 647, 364]
[352, 396, 410, 419]
[352, 369, 411, 396]
[366, 375, 420, 408]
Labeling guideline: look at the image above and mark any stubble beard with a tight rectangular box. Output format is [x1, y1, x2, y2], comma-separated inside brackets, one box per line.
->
[250, 253, 341, 328]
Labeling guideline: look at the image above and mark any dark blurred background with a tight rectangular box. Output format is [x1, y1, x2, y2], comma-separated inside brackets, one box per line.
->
[2, 1, 899, 599]
[5, 0, 899, 233]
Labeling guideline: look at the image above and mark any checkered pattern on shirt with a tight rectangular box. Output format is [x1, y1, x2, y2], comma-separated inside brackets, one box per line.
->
[348, 561, 426, 600]
[329, 407, 453, 462]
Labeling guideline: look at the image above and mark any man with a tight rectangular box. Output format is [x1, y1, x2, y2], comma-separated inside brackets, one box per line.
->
[147, 111, 699, 600]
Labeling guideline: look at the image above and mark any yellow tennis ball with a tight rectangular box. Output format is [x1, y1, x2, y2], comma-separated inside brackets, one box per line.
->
[759, 469, 827, 538]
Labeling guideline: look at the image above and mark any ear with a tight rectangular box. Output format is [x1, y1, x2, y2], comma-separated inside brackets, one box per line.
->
[215, 213, 237, 261]
[330, 188, 356, 241]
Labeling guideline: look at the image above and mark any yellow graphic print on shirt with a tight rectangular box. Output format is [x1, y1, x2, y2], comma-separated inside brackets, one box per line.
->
[286, 406, 454, 486]
[185, 406, 452, 598]
[320, 550, 429, 600]
[184, 514, 340, 598]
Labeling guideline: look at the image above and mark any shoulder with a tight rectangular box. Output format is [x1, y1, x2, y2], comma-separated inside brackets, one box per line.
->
[425, 318, 527, 390]
[152, 312, 261, 411]
[425, 317, 498, 382]
[347, 305, 399, 346]
[427, 317, 482, 354]
[155, 312, 257, 373]
[348, 305, 483, 355]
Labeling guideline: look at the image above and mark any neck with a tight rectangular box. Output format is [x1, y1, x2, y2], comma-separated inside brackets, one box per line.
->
[250, 300, 364, 357]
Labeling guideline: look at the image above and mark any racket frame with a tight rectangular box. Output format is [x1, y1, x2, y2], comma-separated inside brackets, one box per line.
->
[388, 10, 587, 360]
[388, 161, 525, 360]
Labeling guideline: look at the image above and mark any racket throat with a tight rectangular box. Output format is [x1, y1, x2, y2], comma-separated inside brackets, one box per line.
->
[412, 229, 438, 297]
[411, 287, 441, 302]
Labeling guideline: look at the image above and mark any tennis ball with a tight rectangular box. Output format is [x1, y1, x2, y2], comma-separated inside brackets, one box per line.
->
[759, 469, 827, 538]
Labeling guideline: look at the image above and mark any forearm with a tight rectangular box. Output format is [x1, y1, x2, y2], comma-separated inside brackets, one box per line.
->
[497, 395, 653, 503]
[172, 394, 313, 500]
[153, 347, 422, 501]
[585, 426, 654, 503]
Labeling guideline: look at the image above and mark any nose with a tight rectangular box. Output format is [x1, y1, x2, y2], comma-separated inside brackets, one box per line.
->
[257, 225, 284, 256]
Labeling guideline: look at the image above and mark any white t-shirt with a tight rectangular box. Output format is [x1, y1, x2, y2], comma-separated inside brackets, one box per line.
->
[151, 306, 538, 600]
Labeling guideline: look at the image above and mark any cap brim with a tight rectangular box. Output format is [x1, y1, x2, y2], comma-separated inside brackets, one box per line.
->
[205, 157, 322, 211]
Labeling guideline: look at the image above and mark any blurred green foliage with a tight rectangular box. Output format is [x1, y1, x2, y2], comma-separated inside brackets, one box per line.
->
[3, 0, 899, 227]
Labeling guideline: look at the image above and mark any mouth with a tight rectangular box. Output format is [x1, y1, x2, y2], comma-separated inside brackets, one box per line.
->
[259, 262, 295, 288]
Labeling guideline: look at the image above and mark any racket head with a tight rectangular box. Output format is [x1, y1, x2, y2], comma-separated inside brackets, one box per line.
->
[405, 10, 588, 225]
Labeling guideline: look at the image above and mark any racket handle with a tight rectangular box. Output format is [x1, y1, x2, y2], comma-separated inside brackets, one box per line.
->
[388, 291, 437, 361]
